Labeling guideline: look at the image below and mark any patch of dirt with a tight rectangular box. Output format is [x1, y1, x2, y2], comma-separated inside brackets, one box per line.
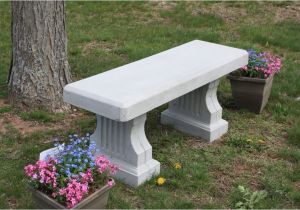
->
[0, 98, 9, 108]
[82, 40, 119, 55]
[232, 158, 248, 176]
[151, 1, 177, 11]
[188, 192, 217, 206]
[187, 2, 247, 24]
[187, 138, 209, 149]
[210, 167, 234, 194]
[0, 117, 8, 133]
[209, 156, 264, 194]
[248, 179, 262, 189]
[187, 134, 228, 149]
[0, 110, 85, 136]
[294, 181, 300, 189]
[146, 1, 176, 24]
[187, 2, 300, 26]
[0, 114, 59, 135]
[273, 4, 300, 23]
[7, 197, 17, 209]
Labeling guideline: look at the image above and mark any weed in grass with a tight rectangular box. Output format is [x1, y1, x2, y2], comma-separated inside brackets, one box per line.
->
[234, 185, 267, 209]
[226, 135, 267, 152]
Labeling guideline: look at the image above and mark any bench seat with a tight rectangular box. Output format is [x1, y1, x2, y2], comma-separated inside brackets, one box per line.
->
[64, 40, 248, 187]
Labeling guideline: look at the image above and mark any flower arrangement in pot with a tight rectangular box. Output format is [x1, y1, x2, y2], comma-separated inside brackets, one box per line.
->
[228, 49, 282, 114]
[24, 134, 118, 209]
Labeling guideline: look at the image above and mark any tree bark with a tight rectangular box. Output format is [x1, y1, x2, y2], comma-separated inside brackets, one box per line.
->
[8, 1, 72, 112]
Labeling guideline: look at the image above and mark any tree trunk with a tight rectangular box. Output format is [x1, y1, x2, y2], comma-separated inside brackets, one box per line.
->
[8, 1, 72, 112]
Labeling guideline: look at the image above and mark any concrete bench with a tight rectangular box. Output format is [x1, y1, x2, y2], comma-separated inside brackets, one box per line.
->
[63, 40, 248, 187]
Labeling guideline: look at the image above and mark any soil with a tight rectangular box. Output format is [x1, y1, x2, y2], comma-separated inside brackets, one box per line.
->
[0, 99, 86, 135]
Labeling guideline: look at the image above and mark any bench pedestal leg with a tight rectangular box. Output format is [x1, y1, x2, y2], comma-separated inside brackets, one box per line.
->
[161, 79, 228, 142]
[91, 114, 160, 187]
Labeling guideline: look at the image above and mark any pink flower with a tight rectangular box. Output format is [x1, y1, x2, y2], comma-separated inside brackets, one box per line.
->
[242, 50, 282, 78]
[59, 179, 89, 208]
[80, 168, 93, 184]
[95, 155, 118, 175]
[109, 164, 118, 175]
[59, 188, 66, 196]
[241, 66, 248, 71]
[24, 159, 58, 190]
[24, 164, 36, 177]
[107, 178, 115, 188]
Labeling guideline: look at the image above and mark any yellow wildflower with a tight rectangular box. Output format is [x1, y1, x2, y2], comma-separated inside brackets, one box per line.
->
[246, 139, 253, 143]
[174, 163, 182, 170]
[156, 177, 166, 186]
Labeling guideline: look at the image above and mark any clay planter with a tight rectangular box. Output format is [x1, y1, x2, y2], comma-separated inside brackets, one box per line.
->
[227, 73, 274, 114]
[32, 184, 111, 209]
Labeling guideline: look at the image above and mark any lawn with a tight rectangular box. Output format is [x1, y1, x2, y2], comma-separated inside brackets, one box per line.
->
[0, 1, 300, 209]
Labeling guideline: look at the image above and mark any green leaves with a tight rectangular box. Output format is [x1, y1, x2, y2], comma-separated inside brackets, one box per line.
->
[235, 185, 267, 209]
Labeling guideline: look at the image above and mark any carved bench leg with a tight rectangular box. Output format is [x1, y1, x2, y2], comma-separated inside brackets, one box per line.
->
[91, 114, 160, 187]
[161, 79, 228, 142]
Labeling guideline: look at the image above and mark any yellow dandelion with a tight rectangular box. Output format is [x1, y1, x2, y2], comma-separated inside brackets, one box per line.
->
[156, 177, 166, 186]
[246, 139, 253, 143]
[174, 163, 182, 170]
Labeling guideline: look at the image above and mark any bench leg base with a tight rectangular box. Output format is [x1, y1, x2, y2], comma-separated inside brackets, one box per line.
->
[91, 114, 160, 187]
[161, 109, 228, 142]
[161, 79, 227, 142]
[111, 158, 160, 187]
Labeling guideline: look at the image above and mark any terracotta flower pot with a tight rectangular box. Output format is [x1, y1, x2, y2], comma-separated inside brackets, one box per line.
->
[227, 73, 274, 114]
[32, 184, 111, 209]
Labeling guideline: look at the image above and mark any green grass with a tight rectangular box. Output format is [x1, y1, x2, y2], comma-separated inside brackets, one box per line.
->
[0, 1, 300, 209]
[239, 21, 300, 52]
[288, 124, 300, 148]
[19, 111, 53, 123]
[0, 1, 10, 97]
[19, 110, 65, 123]
[0, 106, 12, 114]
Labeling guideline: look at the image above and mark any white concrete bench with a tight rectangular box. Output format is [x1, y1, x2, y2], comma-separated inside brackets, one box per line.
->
[63, 40, 248, 187]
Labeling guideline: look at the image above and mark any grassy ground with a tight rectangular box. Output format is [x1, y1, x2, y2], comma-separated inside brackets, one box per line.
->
[0, 1, 300, 209]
